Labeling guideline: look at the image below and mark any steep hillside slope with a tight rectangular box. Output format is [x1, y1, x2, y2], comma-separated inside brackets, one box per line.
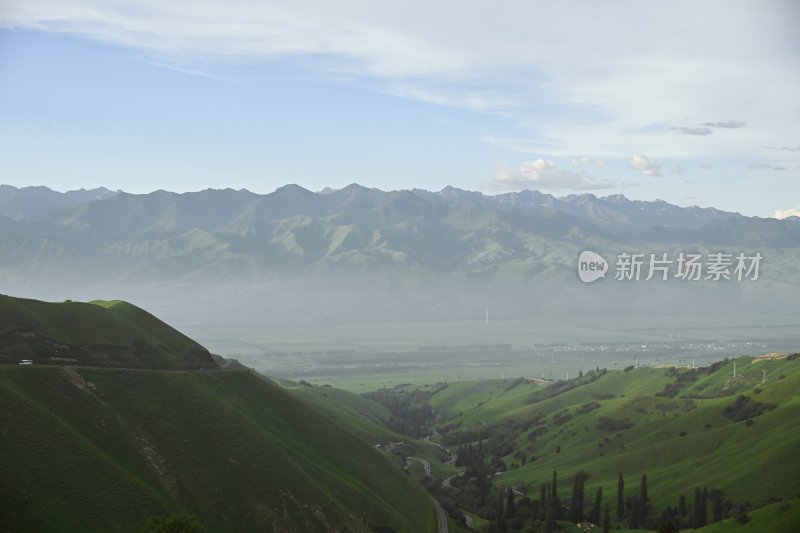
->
[423, 356, 800, 525]
[0, 295, 216, 369]
[0, 295, 435, 532]
[0, 367, 434, 532]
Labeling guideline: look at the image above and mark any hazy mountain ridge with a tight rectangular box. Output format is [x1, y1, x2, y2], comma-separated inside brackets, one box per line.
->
[2, 184, 796, 284]
[0, 185, 118, 220]
[2, 184, 798, 327]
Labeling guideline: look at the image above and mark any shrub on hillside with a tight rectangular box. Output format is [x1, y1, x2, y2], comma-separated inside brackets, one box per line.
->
[143, 514, 205, 533]
[596, 417, 634, 431]
[722, 395, 776, 422]
[577, 401, 601, 414]
[552, 410, 572, 426]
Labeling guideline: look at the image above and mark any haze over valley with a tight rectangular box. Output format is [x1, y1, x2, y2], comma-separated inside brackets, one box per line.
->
[2, 184, 798, 386]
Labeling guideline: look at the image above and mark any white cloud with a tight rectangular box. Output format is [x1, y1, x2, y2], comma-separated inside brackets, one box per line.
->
[774, 207, 800, 219]
[630, 154, 662, 177]
[571, 156, 605, 167]
[491, 159, 617, 191]
[2, 1, 799, 159]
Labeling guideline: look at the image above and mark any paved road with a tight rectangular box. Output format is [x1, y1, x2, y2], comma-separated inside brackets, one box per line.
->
[0, 362, 227, 373]
[406, 457, 431, 478]
[441, 469, 464, 488]
[463, 512, 474, 530]
[432, 498, 448, 533]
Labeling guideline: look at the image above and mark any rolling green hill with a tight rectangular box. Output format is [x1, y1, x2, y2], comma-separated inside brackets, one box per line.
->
[0, 294, 216, 369]
[402, 355, 800, 530]
[697, 498, 800, 533]
[0, 295, 435, 532]
[275, 378, 399, 444]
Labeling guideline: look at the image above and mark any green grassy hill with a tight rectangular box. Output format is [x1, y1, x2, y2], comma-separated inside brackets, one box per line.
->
[275, 378, 398, 444]
[0, 294, 216, 369]
[422, 356, 800, 529]
[0, 295, 435, 532]
[0, 366, 434, 532]
[697, 498, 800, 533]
[278, 378, 458, 485]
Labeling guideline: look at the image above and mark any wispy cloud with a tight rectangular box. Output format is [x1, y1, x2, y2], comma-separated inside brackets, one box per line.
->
[669, 164, 687, 175]
[630, 154, 662, 177]
[671, 119, 746, 137]
[2, 1, 798, 160]
[674, 126, 713, 136]
[747, 162, 787, 171]
[765, 144, 800, 152]
[491, 159, 618, 191]
[700, 120, 747, 128]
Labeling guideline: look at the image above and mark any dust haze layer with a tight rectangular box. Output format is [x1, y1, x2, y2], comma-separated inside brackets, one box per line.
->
[1, 184, 798, 355]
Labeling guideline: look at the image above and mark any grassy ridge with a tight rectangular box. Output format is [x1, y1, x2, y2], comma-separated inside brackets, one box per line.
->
[0, 294, 215, 369]
[273, 378, 397, 444]
[428, 357, 800, 519]
[0, 366, 434, 532]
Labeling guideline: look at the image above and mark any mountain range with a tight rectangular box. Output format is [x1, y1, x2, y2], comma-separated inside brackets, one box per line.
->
[0, 185, 118, 220]
[1, 184, 798, 329]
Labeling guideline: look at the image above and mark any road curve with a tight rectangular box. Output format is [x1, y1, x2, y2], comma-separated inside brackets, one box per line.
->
[406, 456, 431, 478]
[432, 498, 448, 533]
[442, 469, 464, 488]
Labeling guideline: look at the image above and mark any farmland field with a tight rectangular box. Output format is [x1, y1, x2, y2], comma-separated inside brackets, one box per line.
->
[180, 317, 800, 392]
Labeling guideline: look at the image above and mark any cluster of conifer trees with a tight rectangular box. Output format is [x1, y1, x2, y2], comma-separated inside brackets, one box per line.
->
[480, 470, 741, 532]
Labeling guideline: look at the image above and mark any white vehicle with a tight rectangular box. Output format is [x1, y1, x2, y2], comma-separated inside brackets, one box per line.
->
[18, 359, 33, 366]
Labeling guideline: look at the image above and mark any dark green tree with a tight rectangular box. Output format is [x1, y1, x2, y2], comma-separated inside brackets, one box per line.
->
[591, 486, 602, 524]
[530, 499, 539, 521]
[492, 491, 507, 533]
[568, 470, 587, 522]
[660, 505, 676, 530]
[657, 520, 677, 533]
[545, 502, 556, 533]
[551, 471, 561, 520]
[539, 483, 548, 521]
[692, 487, 707, 528]
[616, 472, 625, 519]
[477, 462, 491, 506]
[712, 490, 723, 523]
[701, 487, 709, 525]
[678, 494, 687, 517]
[627, 495, 640, 529]
[638, 473, 649, 526]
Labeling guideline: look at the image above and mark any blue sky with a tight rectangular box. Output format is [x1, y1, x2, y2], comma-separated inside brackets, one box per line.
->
[0, 1, 798, 217]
